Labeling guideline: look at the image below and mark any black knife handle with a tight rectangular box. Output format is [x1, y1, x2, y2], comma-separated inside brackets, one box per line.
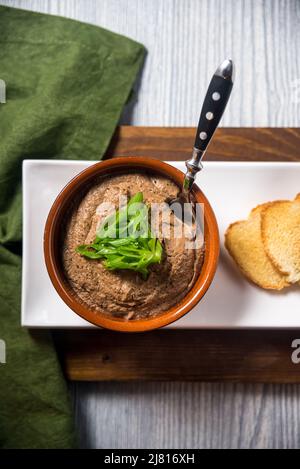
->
[194, 71, 233, 152]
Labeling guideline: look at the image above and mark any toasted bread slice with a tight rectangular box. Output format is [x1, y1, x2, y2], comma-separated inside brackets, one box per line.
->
[261, 194, 300, 284]
[225, 204, 289, 290]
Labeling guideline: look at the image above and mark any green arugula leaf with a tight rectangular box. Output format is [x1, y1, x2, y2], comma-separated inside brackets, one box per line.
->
[76, 193, 163, 278]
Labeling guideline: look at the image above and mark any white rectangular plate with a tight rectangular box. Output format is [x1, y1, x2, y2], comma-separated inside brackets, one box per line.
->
[22, 160, 300, 328]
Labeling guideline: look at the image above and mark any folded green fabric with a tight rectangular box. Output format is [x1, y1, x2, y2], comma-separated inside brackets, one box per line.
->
[0, 6, 145, 448]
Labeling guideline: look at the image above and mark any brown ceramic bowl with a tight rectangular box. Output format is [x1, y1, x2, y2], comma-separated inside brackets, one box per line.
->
[44, 157, 219, 332]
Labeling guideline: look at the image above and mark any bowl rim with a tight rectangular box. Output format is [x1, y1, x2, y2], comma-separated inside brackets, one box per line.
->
[44, 157, 219, 332]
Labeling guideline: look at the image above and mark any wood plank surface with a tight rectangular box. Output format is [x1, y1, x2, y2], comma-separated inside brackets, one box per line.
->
[106, 126, 300, 161]
[73, 380, 300, 449]
[56, 329, 300, 383]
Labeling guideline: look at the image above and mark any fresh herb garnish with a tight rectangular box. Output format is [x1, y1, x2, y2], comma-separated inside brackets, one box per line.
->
[76, 192, 163, 279]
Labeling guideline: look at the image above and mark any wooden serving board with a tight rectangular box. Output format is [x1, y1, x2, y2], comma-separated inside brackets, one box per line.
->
[54, 126, 300, 383]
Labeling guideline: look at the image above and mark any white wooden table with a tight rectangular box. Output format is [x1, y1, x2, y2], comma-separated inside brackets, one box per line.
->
[3, 0, 300, 449]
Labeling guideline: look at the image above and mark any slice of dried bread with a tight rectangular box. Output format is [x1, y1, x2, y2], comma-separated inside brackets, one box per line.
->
[261, 194, 300, 284]
[225, 204, 289, 290]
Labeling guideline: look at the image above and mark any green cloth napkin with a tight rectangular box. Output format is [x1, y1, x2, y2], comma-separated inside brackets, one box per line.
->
[0, 5, 145, 448]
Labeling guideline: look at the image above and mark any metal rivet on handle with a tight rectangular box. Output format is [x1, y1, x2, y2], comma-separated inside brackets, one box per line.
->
[206, 112, 214, 120]
[199, 132, 207, 140]
[212, 92, 221, 101]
